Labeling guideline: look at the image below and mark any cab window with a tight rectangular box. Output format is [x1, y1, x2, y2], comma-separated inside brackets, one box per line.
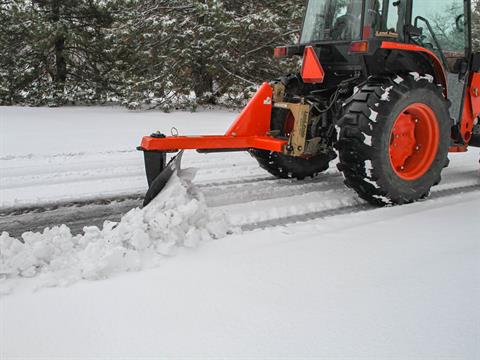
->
[363, 0, 407, 40]
[411, 0, 466, 54]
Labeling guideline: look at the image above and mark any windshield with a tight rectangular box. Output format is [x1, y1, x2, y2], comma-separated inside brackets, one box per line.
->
[300, 0, 364, 43]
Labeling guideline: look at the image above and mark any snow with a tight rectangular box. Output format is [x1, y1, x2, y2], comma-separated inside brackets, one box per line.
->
[0, 106, 235, 157]
[380, 85, 393, 101]
[2, 193, 480, 359]
[1, 106, 480, 358]
[0, 106, 238, 208]
[363, 177, 380, 189]
[363, 133, 372, 146]
[369, 108, 378, 122]
[410, 72, 434, 83]
[365, 159, 374, 177]
[394, 75, 404, 84]
[0, 169, 230, 291]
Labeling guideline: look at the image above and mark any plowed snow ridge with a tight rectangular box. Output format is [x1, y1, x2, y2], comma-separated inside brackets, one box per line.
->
[0, 170, 231, 294]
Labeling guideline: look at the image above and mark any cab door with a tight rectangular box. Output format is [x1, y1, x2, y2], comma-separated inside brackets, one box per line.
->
[410, 0, 470, 124]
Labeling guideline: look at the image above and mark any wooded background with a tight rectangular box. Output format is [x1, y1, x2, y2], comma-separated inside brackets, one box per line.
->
[0, 0, 304, 109]
[2, 1, 480, 109]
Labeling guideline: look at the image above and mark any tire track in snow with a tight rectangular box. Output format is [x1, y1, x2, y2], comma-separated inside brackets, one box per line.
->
[2, 181, 477, 239]
[0, 151, 264, 209]
[1, 155, 259, 191]
[0, 193, 146, 217]
[0, 173, 281, 216]
[0, 198, 143, 238]
[2, 168, 145, 189]
[196, 176, 275, 188]
[241, 184, 480, 231]
[0, 149, 137, 161]
[1, 173, 326, 236]
[204, 174, 344, 207]
[1, 160, 477, 238]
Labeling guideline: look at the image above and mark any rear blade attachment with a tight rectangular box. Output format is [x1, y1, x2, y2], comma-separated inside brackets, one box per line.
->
[143, 150, 184, 207]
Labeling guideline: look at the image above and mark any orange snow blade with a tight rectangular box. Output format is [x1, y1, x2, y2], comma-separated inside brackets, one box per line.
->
[225, 82, 273, 137]
[301, 46, 325, 84]
[140, 82, 284, 153]
[140, 135, 285, 153]
[139, 83, 287, 206]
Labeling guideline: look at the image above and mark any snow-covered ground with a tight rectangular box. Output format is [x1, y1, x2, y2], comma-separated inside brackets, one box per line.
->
[1, 106, 479, 359]
[0, 106, 239, 208]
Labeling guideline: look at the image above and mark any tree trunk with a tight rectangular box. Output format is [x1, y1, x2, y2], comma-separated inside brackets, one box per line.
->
[192, 1, 213, 102]
[51, 0, 66, 87]
[192, 60, 213, 101]
[55, 35, 67, 84]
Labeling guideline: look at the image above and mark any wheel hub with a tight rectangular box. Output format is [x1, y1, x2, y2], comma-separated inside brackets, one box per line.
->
[389, 103, 440, 181]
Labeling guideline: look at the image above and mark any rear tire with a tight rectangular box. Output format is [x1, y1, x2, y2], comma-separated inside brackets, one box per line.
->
[249, 149, 336, 180]
[336, 74, 451, 206]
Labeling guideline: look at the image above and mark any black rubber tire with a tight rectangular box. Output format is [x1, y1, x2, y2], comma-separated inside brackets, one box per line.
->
[336, 74, 451, 206]
[249, 149, 336, 180]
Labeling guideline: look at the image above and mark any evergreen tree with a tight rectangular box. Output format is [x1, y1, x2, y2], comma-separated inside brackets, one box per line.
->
[107, 0, 304, 109]
[0, 0, 305, 108]
[0, 0, 114, 105]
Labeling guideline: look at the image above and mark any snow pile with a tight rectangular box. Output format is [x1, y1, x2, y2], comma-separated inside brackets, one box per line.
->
[0, 170, 231, 294]
[410, 72, 434, 83]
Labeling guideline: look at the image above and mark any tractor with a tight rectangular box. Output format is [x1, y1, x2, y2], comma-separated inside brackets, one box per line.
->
[139, 0, 480, 206]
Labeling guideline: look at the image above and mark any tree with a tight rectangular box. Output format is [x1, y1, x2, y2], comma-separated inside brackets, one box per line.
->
[0, 0, 306, 108]
[0, 0, 114, 105]
[107, 0, 304, 109]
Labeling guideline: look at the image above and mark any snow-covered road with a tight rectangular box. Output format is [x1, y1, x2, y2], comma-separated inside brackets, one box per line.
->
[1, 107, 479, 359]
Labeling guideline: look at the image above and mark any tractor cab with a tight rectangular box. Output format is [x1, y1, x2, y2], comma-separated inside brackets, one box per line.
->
[285, 0, 475, 143]
[301, 0, 406, 43]
[300, 0, 467, 54]
[296, 0, 470, 75]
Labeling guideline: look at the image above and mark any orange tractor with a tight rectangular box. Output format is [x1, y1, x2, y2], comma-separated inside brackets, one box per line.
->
[139, 0, 480, 206]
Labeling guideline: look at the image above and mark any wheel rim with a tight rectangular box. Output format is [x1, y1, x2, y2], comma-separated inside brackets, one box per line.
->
[389, 103, 440, 181]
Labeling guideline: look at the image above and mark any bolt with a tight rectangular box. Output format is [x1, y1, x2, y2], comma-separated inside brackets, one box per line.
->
[151, 131, 166, 139]
[400, 166, 405, 171]
[416, 145, 421, 151]
[414, 118, 419, 123]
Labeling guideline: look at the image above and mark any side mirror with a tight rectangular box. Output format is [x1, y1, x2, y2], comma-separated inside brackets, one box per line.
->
[456, 14, 465, 33]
